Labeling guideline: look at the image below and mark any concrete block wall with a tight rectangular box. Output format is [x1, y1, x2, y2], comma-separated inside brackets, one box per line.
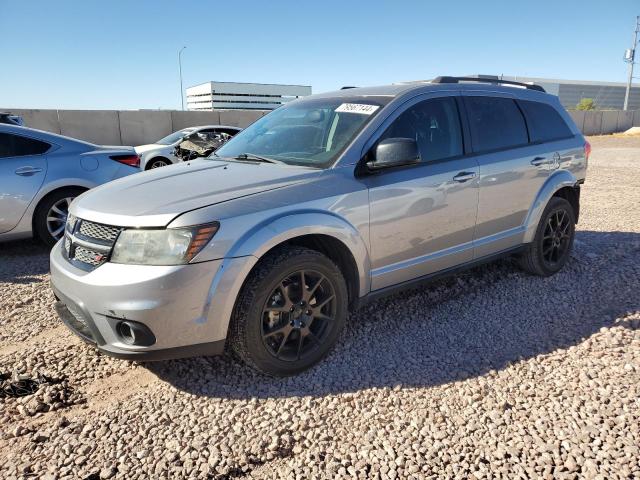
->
[7, 109, 61, 134]
[170, 111, 221, 132]
[616, 110, 634, 132]
[568, 111, 585, 132]
[58, 110, 122, 145]
[119, 111, 173, 146]
[1, 108, 269, 146]
[581, 111, 603, 136]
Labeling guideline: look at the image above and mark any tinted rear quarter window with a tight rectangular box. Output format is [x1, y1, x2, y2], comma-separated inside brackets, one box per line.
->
[519, 100, 573, 143]
[464, 97, 528, 152]
[0, 133, 51, 158]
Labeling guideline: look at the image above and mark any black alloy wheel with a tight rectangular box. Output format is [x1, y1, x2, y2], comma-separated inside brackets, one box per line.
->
[541, 208, 572, 268]
[229, 246, 348, 376]
[261, 269, 337, 362]
[518, 196, 576, 276]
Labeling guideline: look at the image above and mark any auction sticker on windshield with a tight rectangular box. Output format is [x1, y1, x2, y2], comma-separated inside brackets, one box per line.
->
[335, 103, 380, 115]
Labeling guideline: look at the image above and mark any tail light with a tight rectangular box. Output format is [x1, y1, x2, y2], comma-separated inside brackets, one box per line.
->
[584, 140, 591, 161]
[110, 154, 140, 168]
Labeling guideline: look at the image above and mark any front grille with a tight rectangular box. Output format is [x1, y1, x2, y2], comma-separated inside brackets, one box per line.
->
[64, 217, 121, 271]
[78, 221, 121, 242]
[74, 246, 108, 267]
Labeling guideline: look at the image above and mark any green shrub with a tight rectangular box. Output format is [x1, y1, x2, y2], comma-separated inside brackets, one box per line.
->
[576, 98, 597, 111]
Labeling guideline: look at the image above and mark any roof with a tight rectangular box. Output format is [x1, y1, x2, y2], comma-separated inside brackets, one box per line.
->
[311, 84, 417, 98]
[312, 80, 553, 100]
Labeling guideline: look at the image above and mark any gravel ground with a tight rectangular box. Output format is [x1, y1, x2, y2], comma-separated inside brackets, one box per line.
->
[1, 136, 639, 479]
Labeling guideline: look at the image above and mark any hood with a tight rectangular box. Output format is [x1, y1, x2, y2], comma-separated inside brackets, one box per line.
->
[71, 160, 321, 227]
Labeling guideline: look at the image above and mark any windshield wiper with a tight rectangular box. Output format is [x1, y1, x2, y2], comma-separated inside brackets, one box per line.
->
[233, 153, 283, 164]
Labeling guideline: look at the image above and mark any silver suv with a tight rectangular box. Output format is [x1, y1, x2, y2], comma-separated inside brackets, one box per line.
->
[51, 77, 589, 376]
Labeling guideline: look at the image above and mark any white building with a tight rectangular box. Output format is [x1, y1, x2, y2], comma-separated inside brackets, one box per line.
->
[186, 81, 312, 111]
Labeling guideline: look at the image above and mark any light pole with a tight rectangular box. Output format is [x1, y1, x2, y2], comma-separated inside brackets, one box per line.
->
[178, 46, 187, 110]
[623, 17, 639, 111]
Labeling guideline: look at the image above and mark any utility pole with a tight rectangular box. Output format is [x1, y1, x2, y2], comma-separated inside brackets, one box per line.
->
[178, 46, 187, 110]
[623, 17, 639, 111]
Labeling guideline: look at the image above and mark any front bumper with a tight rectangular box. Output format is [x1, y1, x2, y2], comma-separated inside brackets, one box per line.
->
[49, 240, 248, 361]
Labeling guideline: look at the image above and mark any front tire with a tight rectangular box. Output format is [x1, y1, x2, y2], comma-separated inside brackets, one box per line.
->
[146, 158, 170, 169]
[33, 188, 85, 248]
[229, 246, 348, 376]
[518, 196, 576, 276]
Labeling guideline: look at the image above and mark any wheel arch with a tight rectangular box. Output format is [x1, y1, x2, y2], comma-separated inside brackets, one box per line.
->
[523, 170, 580, 244]
[225, 212, 371, 301]
[258, 233, 361, 307]
[30, 183, 91, 226]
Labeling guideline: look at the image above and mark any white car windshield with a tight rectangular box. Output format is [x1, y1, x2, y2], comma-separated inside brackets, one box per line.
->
[156, 129, 195, 145]
[214, 97, 389, 168]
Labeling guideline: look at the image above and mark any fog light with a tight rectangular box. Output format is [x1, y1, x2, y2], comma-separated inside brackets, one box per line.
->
[115, 320, 155, 346]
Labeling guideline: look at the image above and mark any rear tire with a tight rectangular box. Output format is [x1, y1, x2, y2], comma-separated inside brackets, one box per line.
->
[518, 196, 576, 276]
[228, 246, 348, 376]
[33, 188, 85, 248]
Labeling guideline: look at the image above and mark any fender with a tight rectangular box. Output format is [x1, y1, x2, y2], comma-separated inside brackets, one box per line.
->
[227, 210, 371, 297]
[523, 169, 579, 243]
[195, 210, 371, 341]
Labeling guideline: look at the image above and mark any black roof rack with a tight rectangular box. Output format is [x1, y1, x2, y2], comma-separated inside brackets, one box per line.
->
[340, 86, 357, 90]
[431, 76, 545, 93]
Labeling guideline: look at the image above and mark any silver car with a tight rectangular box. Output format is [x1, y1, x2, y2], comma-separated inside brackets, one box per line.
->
[0, 125, 140, 246]
[51, 77, 588, 376]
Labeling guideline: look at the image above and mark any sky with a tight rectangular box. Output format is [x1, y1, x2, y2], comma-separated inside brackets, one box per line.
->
[1, 0, 638, 110]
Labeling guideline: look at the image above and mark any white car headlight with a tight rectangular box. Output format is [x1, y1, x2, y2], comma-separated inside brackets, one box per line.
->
[110, 223, 219, 266]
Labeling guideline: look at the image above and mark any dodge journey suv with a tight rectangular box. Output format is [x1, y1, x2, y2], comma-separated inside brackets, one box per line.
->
[51, 76, 589, 376]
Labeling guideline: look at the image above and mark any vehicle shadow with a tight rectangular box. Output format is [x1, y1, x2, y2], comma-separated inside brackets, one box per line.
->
[135, 229, 640, 398]
[0, 238, 50, 284]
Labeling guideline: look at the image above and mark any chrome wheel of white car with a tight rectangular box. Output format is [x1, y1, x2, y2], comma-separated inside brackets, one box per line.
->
[46, 197, 73, 241]
[148, 159, 170, 169]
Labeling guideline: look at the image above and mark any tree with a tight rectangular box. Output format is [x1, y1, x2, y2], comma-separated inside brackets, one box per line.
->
[576, 98, 597, 111]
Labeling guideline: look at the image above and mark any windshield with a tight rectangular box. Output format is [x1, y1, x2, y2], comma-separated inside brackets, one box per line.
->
[156, 128, 195, 145]
[214, 97, 388, 168]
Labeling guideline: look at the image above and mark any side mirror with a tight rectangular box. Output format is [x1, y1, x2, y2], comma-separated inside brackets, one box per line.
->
[367, 138, 420, 170]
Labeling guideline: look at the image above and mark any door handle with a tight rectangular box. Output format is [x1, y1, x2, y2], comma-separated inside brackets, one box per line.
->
[530, 157, 549, 167]
[15, 166, 43, 176]
[452, 171, 477, 183]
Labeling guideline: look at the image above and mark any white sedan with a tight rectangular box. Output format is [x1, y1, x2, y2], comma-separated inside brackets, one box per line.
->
[135, 125, 241, 170]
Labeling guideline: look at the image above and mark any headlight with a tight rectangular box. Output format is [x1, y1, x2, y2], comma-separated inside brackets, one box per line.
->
[110, 223, 219, 265]
[66, 213, 77, 232]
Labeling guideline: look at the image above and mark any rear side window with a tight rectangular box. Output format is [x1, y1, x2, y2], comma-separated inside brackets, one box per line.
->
[519, 100, 573, 143]
[0, 133, 50, 158]
[378, 97, 463, 162]
[464, 97, 528, 152]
